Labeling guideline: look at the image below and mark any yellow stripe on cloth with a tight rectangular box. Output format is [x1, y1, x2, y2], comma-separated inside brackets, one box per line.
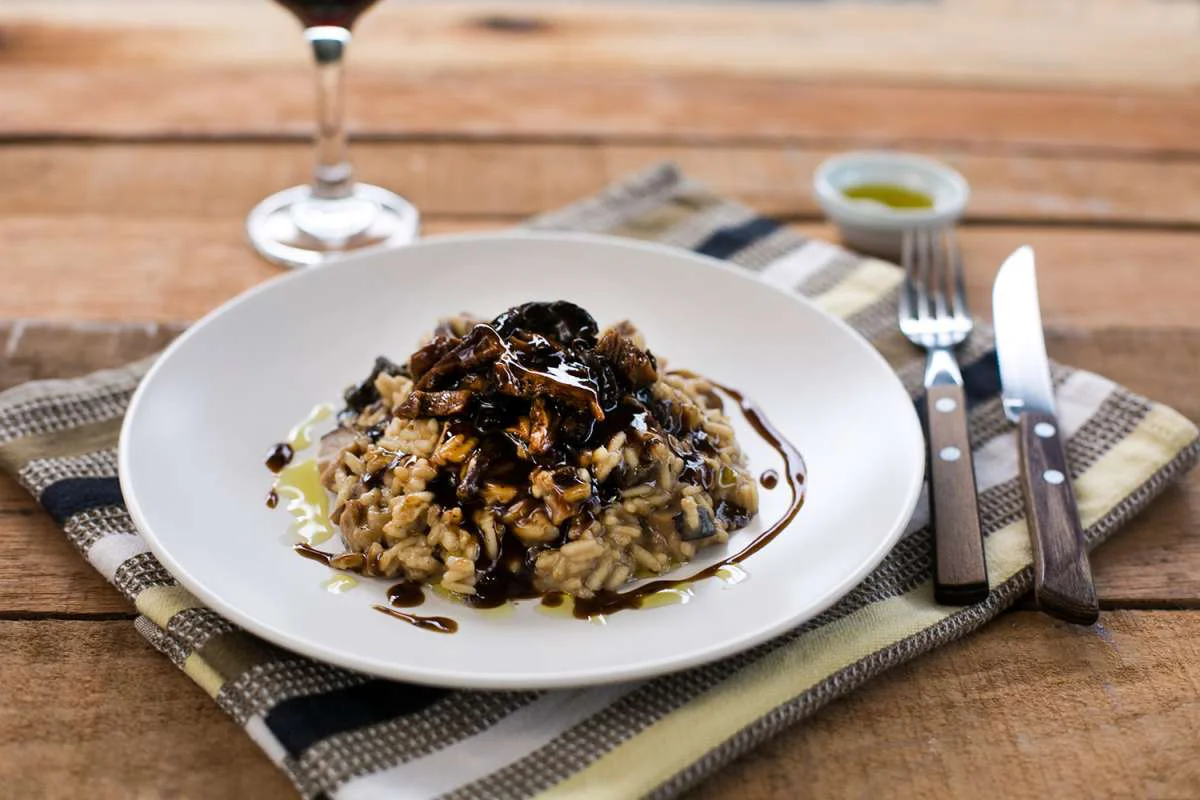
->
[1073, 404, 1198, 527]
[0, 416, 123, 473]
[538, 404, 1198, 800]
[606, 191, 721, 242]
[811, 258, 902, 320]
[198, 630, 285, 685]
[538, 587, 954, 800]
[184, 653, 226, 698]
[134, 584, 205, 629]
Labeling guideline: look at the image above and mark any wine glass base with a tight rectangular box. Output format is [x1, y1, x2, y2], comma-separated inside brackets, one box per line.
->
[247, 183, 420, 269]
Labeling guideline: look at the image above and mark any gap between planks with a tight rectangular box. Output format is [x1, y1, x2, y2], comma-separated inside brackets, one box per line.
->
[9, 133, 1200, 164]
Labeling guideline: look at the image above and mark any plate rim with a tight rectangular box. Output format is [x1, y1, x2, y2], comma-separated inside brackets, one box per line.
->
[118, 230, 925, 689]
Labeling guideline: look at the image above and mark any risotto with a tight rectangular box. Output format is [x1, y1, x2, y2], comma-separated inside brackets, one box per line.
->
[317, 301, 759, 603]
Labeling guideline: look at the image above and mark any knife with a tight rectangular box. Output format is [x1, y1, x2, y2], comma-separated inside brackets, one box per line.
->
[993, 246, 1099, 625]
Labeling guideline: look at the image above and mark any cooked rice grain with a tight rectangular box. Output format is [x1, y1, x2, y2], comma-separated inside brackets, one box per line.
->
[319, 324, 758, 599]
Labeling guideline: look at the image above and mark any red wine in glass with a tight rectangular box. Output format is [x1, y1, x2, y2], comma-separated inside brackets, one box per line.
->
[248, 0, 419, 268]
[274, 0, 380, 29]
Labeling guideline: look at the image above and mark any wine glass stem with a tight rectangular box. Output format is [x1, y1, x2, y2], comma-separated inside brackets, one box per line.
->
[306, 26, 354, 201]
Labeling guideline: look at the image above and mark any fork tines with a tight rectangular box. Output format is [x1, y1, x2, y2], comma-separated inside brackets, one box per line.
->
[900, 227, 971, 349]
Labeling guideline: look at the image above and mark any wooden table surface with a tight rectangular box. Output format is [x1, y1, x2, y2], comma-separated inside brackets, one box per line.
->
[2, 1, 1199, 797]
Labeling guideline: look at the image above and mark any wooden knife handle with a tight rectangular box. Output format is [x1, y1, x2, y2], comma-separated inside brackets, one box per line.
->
[1018, 411, 1099, 625]
[925, 384, 989, 605]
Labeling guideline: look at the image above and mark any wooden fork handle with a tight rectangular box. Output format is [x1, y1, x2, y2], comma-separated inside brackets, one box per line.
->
[1018, 411, 1099, 625]
[925, 383, 990, 605]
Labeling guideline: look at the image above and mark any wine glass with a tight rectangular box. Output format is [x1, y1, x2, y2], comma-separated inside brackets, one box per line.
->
[247, 0, 419, 269]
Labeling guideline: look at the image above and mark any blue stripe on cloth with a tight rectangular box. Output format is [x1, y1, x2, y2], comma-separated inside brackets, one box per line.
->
[265, 680, 451, 758]
[962, 350, 1001, 407]
[39, 477, 125, 524]
[693, 217, 781, 259]
[913, 350, 1002, 432]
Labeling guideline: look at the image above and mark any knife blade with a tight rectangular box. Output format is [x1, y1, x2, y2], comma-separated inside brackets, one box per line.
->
[993, 246, 1056, 420]
[993, 246, 1099, 625]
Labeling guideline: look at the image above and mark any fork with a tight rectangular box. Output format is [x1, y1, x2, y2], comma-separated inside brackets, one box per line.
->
[899, 227, 990, 605]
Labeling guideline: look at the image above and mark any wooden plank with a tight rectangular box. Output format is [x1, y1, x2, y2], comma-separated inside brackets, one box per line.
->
[0, 320, 183, 391]
[0, 215, 501, 323]
[952, 228, 1200, 332]
[2, 612, 1197, 798]
[6, 142, 1200, 226]
[0, 620, 295, 799]
[0, 322, 1196, 615]
[0, 477, 131, 616]
[3, 0, 1196, 91]
[8, 70, 1199, 154]
[1, 0, 1197, 151]
[693, 610, 1200, 799]
[2, 217, 1198, 326]
[1093, 476, 1200, 609]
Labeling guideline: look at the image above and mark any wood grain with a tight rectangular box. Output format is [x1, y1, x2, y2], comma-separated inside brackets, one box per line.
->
[2, 612, 1197, 799]
[691, 610, 1200, 799]
[4, 216, 1199, 326]
[0, 477, 130, 616]
[6, 142, 1200, 226]
[0, 620, 295, 799]
[8, 71, 1200, 153]
[2, 0, 1195, 90]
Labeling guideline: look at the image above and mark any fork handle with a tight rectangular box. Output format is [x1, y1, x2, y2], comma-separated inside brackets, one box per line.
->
[925, 382, 990, 605]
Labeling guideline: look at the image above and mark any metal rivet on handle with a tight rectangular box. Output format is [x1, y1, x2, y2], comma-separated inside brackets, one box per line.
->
[1034, 422, 1056, 438]
[934, 397, 957, 413]
[939, 446, 961, 462]
[1043, 469, 1065, 484]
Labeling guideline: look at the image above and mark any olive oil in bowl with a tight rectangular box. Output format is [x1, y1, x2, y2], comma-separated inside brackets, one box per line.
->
[841, 183, 934, 210]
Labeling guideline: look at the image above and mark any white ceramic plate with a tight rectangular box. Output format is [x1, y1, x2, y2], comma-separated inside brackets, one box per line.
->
[120, 232, 923, 689]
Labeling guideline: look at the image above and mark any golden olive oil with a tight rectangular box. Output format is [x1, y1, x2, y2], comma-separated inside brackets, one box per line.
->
[276, 458, 335, 545]
[842, 183, 934, 210]
[288, 403, 334, 451]
[321, 573, 359, 593]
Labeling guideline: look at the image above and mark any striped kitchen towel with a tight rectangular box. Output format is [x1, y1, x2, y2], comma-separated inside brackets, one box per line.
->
[1, 164, 1196, 799]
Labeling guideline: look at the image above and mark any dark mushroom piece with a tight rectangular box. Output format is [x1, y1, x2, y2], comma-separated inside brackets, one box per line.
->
[527, 397, 556, 457]
[409, 336, 461, 381]
[596, 328, 658, 388]
[415, 325, 506, 390]
[490, 301, 599, 348]
[343, 356, 408, 412]
[395, 389, 475, 419]
[677, 506, 718, 541]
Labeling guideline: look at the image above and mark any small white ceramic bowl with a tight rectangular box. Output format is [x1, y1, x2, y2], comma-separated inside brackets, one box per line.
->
[813, 152, 970, 259]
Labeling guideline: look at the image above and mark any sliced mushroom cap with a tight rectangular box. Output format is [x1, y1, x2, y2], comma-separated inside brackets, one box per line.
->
[395, 389, 474, 419]
[489, 301, 599, 348]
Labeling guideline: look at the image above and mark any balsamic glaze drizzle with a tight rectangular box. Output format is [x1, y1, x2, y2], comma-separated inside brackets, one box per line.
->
[286, 373, 805, 627]
[265, 443, 294, 473]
